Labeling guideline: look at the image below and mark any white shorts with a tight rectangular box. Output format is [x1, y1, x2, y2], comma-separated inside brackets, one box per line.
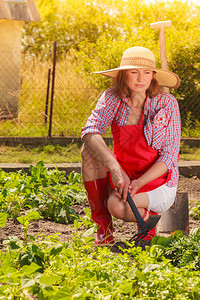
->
[147, 184, 177, 213]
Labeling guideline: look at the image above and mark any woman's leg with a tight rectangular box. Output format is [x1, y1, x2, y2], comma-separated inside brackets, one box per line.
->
[107, 190, 158, 241]
[81, 144, 114, 245]
[107, 190, 149, 222]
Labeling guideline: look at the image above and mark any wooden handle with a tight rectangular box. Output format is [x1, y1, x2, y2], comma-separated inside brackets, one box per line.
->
[150, 20, 172, 93]
[150, 21, 172, 29]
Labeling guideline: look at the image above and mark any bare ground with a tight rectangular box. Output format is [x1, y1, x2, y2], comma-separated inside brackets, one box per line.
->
[0, 175, 199, 251]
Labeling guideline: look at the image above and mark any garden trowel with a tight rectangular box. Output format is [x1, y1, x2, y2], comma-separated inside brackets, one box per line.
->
[127, 191, 161, 241]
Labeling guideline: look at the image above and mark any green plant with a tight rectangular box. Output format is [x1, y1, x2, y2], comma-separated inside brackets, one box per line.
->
[17, 211, 41, 246]
[0, 162, 86, 222]
[181, 112, 200, 138]
[1, 230, 200, 299]
[190, 202, 200, 220]
[149, 229, 200, 271]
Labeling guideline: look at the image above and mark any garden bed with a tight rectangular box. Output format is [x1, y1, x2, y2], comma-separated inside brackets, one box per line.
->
[1, 174, 199, 251]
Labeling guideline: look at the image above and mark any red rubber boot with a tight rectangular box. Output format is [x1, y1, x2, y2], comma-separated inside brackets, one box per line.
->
[137, 209, 158, 241]
[84, 178, 114, 245]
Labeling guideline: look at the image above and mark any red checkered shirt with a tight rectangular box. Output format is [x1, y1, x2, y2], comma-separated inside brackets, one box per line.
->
[82, 88, 181, 187]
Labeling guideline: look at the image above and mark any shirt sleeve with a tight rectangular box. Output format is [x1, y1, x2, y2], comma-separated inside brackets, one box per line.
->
[81, 89, 120, 139]
[155, 95, 181, 170]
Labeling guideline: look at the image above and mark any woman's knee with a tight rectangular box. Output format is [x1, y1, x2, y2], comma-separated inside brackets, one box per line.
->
[81, 143, 108, 180]
[107, 192, 126, 220]
[81, 143, 97, 166]
[81, 144, 90, 162]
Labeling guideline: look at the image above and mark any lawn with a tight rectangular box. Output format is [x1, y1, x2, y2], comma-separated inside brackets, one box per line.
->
[0, 141, 199, 164]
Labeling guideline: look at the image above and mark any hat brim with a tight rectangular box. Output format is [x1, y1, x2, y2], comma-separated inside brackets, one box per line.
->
[94, 66, 180, 89]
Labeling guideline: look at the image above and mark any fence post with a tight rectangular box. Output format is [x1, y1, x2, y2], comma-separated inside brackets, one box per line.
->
[48, 41, 57, 138]
[45, 68, 51, 125]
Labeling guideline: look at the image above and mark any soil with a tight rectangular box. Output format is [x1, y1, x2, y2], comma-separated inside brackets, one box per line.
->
[0, 175, 200, 252]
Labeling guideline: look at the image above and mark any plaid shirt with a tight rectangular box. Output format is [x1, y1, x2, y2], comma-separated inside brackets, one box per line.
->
[82, 88, 181, 187]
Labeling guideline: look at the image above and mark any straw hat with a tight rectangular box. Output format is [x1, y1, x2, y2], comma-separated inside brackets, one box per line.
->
[95, 47, 180, 89]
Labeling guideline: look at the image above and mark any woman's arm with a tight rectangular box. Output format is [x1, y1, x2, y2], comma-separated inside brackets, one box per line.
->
[128, 161, 168, 197]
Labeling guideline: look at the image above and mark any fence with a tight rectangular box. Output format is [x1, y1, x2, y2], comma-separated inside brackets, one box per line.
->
[0, 46, 199, 138]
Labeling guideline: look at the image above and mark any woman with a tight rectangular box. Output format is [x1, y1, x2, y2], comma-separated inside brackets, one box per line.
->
[81, 46, 181, 245]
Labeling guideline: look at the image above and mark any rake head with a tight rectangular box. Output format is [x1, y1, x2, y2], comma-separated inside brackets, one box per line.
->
[130, 214, 161, 242]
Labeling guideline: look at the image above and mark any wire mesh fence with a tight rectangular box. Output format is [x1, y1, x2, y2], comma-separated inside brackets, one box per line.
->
[0, 47, 199, 138]
[0, 47, 101, 137]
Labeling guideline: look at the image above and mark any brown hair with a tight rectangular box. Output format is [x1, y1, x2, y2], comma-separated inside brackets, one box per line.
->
[113, 70, 161, 99]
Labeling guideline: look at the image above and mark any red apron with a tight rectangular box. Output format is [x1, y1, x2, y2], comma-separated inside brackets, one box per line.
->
[111, 112, 171, 193]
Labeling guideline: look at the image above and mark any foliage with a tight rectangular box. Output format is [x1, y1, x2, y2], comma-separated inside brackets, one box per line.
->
[24, 0, 200, 57]
[0, 163, 199, 298]
[169, 40, 200, 126]
[17, 211, 41, 246]
[0, 220, 200, 299]
[190, 202, 200, 220]
[0, 161, 86, 223]
[149, 229, 200, 271]
[179, 141, 200, 160]
[181, 112, 200, 138]
[23, 0, 126, 57]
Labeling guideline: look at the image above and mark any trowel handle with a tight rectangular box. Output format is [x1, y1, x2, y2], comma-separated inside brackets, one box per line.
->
[127, 192, 145, 228]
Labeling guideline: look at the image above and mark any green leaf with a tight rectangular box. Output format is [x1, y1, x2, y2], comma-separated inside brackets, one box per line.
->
[152, 236, 168, 246]
[119, 282, 132, 295]
[22, 262, 41, 275]
[27, 211, 41, 222]
[72, 287, 85, 299]
[21, 275, 35, 289]
[126, 267, 137, 279]
[1, 255, 17, 275]
[143, 263, 161, 273]
[64, 248, 74, 259]
[83, 227, 95, 237]
[54, 287, 72, 299]
[50, 244, 63, 256]
[0, 250, 5, 261]
[9, 242, 20, 250]
[39, 275, 60, 285]
[17, 216, 25, 225]
[149, 245, 164, 258]
[24, 219, 29, 227]
[0, 213, 8, 227]
[19, 251, 33, 267]
[172, 230, 184, 239]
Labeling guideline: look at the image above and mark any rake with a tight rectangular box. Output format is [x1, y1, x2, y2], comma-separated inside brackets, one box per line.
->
[127, 191, 161, 241]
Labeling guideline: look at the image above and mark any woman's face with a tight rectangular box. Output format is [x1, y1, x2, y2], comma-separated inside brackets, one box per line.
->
[126, 69, 153, 94]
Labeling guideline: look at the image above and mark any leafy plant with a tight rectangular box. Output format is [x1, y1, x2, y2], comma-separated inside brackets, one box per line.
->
[0, 230, 200, 299]
[190, 202, 200, 220]
[0, 162, 86, 222]
[17, 211, 41, 246]
[181, 112, 200, 138]
[149, 229, 200, 271]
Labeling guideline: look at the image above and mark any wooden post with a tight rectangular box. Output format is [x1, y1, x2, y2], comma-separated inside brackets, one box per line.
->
[150, 21, 172, 93]
[45, 68, 51, 125]
[158, 193, 189, 236]
[48, 41, 57, 138]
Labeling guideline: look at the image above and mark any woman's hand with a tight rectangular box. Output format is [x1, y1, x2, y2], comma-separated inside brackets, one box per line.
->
[110, 166, 131, 202]
[128, 179, 141, 198]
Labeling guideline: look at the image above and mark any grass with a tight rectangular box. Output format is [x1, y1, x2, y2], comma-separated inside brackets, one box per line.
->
[179, 141, 200, 161]
[0, 142, 199, 164]
[0, 143, 82, 164]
